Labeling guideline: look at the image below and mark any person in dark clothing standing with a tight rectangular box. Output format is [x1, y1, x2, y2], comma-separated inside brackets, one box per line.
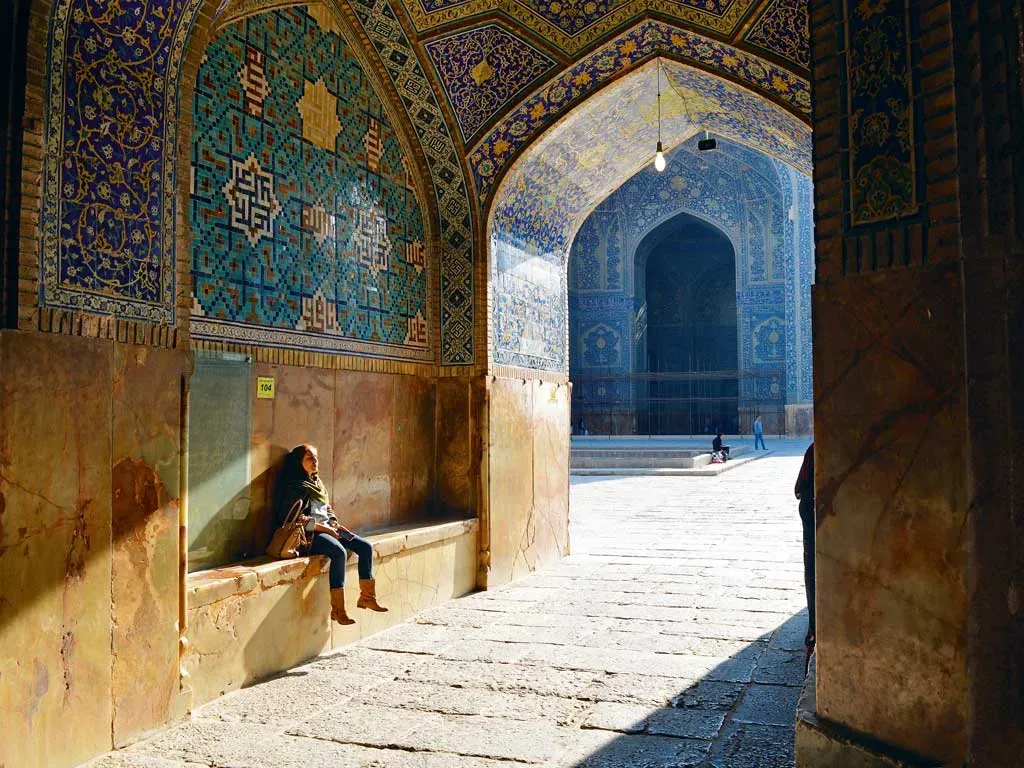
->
[795, 442, 815, 659]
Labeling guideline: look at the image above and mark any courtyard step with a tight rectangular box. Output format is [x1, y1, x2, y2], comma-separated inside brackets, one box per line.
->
[571, 445, 751, 470]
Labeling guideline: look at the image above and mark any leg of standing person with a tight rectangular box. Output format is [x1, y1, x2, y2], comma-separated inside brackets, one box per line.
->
[340, 532, 388, 612]
[799, 496, 815, 641]
[310, 532, 355, 624]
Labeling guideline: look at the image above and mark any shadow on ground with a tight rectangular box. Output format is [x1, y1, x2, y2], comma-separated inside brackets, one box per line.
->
[565, 611, 808, 768]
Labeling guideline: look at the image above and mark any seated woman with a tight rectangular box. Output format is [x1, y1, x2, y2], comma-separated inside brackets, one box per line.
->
[273, 443, 387, 625]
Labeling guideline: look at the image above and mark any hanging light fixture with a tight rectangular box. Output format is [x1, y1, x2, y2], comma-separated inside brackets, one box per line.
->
[653, 62, 666, 172]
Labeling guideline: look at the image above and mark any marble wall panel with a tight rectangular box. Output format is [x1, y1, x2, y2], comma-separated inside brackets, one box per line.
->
[0, 332, 114, 768]
[436, 378, 475, 516]
[184, 560, 332, 706]
[333, 370, 394, 531]
[531, 381, 571, 565]
[486, 377, 538, 586]
[390, 375, 437, 525]
[251, 364, 336, 553]
[187, 358, 254, 571]
[110, 345, 184, 746]
[813, 265, 969, 764]
[328, 525, 479, 649]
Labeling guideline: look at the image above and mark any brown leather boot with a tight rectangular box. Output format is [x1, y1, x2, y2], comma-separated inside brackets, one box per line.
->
[356, 578, 388, 612]
[330, 588, 355, 625]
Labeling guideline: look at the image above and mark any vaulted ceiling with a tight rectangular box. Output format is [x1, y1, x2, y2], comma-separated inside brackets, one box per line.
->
[406, 0, 810, 154]
[214, 0, 809, 208]
[394, 0, 810, 204]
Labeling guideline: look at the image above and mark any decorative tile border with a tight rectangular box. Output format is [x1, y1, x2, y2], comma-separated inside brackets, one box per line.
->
[843, 0, 919, 226]
[469, 19, 812, 202]
[349, 0, 476, 365]
[403, 0, 760, 53]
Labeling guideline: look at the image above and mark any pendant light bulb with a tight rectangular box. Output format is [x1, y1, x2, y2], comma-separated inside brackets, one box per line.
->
[653, 62, 666, 172]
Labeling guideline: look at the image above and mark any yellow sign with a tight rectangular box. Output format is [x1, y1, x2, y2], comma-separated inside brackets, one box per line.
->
[256, 377, 275, 399]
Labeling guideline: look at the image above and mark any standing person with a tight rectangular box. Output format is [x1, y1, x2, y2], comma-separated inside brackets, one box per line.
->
[753, 414, 767, 450]
[795, 442, 815, 665]
[272, 444, 388, 625]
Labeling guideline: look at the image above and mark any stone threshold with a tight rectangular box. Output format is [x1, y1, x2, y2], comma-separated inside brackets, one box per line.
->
[570, 451, 771, 477]
[796, 654, 943, 768]
[188, 518, 477, 609]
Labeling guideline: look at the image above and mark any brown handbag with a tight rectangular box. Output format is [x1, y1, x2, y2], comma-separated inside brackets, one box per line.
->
[266, 499, 310, 559]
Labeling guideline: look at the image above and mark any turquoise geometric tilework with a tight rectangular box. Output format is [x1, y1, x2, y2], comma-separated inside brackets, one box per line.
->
[190, 6, 430, 358]
[744, 0, 810, 70]
[424, 24, 557, 143]
[349, 0, 476, 364]
[42, 0, 205, 322]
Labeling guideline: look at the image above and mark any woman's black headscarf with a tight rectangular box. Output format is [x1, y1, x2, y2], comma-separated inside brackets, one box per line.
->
[271, 444, 328, 526]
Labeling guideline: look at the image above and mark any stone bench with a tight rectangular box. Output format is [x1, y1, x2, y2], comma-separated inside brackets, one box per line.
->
[183, 518, 478, 708]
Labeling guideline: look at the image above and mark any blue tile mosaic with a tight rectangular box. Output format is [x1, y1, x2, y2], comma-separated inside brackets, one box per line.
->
[744, 0, 810, 69]
[189, 6, 430, 358]
[349, 0, 476, 364]
[42, 0, 206, 322]
[565, 138, 814, 413]
[424, 23, 557, 142]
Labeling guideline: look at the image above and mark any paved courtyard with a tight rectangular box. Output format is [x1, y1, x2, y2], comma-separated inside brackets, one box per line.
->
[90, 441, 811, 768]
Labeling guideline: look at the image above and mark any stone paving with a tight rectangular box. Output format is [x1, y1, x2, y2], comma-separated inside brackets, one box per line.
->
[89, 440, 812, 768]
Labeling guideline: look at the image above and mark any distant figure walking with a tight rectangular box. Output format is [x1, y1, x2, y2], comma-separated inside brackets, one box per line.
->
[753, 415, 767, 450]
[795, 442, 815, 664]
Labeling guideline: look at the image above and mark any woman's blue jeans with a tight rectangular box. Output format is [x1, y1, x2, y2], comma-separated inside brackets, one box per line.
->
[310, 531, 373, 589]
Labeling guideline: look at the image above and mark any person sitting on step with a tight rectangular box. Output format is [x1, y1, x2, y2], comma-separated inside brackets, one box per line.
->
[712, 432, 730, 462]
[272, 443, 388, 625]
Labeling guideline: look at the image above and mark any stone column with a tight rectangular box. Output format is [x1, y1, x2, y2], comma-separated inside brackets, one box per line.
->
[799, 0, 1024, 764]
[801, 0, 967, 763]
[952, 0, 1024, 761]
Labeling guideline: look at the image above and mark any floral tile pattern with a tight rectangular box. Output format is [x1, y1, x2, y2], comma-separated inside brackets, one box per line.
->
[405, 0, 760, 53]
[843, 0, 919, 228]
[42, 0, 205, 322]
[424, 23, 557, 143]
[743, 0, 810, 70]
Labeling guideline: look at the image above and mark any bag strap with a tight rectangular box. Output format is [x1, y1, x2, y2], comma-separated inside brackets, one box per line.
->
[283, 497, 306, 526]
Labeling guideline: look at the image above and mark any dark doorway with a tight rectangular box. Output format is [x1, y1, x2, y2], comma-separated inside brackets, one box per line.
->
[637, 213, 738, 435]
